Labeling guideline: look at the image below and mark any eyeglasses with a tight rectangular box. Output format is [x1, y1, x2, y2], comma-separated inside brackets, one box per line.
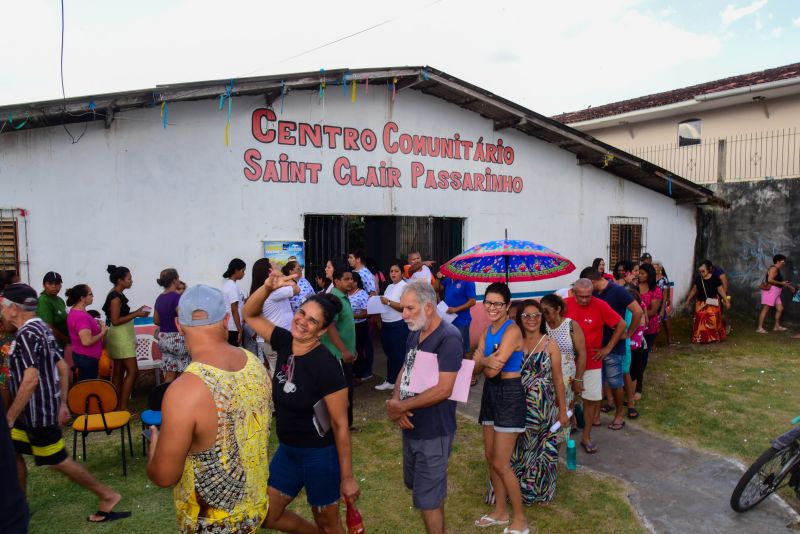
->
[483, 300, 507, 309]
[520, 312, 542, 320]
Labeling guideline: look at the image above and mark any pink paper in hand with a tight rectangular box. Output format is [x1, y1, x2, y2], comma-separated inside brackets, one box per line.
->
[407, 350, 475, 403]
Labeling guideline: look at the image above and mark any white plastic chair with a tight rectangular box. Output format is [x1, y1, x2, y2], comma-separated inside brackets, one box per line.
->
[136, 334, 163, 385]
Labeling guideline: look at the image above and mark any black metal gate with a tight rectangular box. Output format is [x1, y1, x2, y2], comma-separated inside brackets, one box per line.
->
[304, 215, 464, 282]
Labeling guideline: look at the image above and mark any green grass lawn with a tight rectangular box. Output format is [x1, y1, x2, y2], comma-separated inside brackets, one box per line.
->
[25, 374, 643, 533]
[637, 315, 800, 461]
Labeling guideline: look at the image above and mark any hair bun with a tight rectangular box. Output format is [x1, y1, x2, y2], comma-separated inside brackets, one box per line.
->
[107, 265, 117, 275]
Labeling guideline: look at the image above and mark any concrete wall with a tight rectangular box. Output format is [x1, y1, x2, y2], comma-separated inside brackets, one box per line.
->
[697, 179, 799, 320]
[582, 93, 800, 149]
[0, 86, 698, 313]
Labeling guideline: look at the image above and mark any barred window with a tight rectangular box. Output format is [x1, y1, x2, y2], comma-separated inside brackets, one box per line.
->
[609, 217, 647, 268]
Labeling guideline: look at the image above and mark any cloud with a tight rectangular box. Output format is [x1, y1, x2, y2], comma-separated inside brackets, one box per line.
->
[720, 0, 768, 26]
[771, 27, 782, 38]
[487, 49, 519, 63]
[793, 16, 800, 27]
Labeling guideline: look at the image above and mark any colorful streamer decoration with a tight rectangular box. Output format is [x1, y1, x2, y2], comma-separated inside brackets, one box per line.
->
[343, 73, 348, 96]
[351, 75, 356, 103]
[319, 68, 326, 102]
[219, 79, 235, 146]
[602, 153, 615, 168]
[280, 80, 286, 115]
[160, 101, 168, 129]
[392, 77, 397, 101]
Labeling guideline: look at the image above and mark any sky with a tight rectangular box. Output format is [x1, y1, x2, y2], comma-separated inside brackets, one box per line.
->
[2, 0, 799, 116]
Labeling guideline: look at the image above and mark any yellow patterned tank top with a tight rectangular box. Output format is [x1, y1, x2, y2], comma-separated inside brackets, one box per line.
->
[174, 350, 271, 533]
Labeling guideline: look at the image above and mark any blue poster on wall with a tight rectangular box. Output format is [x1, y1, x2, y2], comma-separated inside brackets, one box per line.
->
[263, 240, 305, 271]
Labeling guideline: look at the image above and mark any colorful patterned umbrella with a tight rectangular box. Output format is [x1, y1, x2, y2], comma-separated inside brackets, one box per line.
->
[439, 239, 575, 283]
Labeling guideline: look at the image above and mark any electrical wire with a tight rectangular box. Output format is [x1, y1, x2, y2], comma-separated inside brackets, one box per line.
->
[60, 0, 87, 144]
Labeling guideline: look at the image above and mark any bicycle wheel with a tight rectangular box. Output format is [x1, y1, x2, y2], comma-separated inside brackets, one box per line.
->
[730, 443, 800, 512]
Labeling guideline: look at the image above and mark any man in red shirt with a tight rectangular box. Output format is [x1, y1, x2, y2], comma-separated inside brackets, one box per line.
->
[564, 279, 626, 454]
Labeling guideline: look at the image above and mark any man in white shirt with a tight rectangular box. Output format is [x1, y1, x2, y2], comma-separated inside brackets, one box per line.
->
[404, 251, 434, 283]
[221, 258, 246, 346]
[257, 279, 299, 376]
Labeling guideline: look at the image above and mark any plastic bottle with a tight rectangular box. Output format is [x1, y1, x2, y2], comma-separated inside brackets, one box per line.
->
[566, 439, 577, 470]
[346, 498, 365, 534]
[574, 403, 585, 429]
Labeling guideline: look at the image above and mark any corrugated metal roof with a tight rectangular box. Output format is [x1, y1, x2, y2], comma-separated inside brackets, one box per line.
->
[0, 66, 716, 204]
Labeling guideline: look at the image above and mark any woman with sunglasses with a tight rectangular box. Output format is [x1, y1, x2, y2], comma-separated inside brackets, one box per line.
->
[473, 283, 528, 534]
[65, 284, 107, 381]
[243, 272, 359, 533]
[496, 299, 568, 504]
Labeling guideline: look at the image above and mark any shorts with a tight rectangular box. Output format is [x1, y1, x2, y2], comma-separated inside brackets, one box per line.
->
[12, 422, 68, 466]
[158, 332, 190, 373]
[269, 443, 340, 508]
[73, 353, 99, 381]
[582, 369, 602, 401]
[403, 433, 454, 510]
[602, 353, 625, 389]
[761, 285, 782, 307]
[478, 377, 525, 432]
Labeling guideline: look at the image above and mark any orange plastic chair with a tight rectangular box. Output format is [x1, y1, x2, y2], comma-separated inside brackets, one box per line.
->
[68, 379, 133, 476]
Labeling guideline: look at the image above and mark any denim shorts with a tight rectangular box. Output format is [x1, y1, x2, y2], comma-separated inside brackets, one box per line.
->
[269, 443, 340, 507]
[403, 433, 454, 510]
[478, 377, 526, 432]
[602, 352, 625, 389]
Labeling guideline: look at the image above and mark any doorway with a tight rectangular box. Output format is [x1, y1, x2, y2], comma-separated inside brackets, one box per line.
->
[303, 215, 465, 283]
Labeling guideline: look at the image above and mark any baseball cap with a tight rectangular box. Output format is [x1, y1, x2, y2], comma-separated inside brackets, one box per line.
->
[43, 271, 63, 284]
[1, 283, 39, 310]
[640, 252, 652, 261]
[178, 285, 227, 327]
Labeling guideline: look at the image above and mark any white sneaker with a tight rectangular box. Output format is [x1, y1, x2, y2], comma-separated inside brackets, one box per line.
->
[374, 381, 394, 391]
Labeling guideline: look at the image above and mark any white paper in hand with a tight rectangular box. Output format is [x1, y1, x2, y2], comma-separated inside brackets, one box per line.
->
[436, 301, 457, 324]
[367, 296, 388, 315]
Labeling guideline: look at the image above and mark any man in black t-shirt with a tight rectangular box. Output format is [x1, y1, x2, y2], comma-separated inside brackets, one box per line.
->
[387, 281, 463, 534]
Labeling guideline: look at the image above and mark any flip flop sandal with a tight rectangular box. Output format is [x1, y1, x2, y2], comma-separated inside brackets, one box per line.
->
[581, 441, 598, 454]
[592, 421, 601, 427]
[88, 510, 132, 523]
[627, 407, 639, 419]
[608, 421, 626, 431]
[475, 514, 509, 528]
[600, 404, 613, 413]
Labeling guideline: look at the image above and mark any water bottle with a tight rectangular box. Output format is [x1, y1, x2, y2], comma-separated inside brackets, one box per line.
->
[346, 498, 365, 534]
[566, 439, 577, 470]
[574, 403, 585, 429]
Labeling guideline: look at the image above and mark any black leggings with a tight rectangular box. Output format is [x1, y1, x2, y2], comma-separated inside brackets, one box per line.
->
[631, 334, 657, 394]
[342, 361, 355, 427]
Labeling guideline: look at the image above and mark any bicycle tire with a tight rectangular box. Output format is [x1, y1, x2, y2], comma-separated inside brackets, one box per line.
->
[730, 444, 799, 512]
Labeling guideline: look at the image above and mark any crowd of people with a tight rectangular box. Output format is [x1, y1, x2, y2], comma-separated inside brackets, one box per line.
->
[0, 247, 797, 533]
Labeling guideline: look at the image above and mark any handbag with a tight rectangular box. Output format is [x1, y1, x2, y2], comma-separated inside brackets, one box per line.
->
[760, 268, 772, 291]
[312, 398, 331, 437]
[701, 278, 720, 307]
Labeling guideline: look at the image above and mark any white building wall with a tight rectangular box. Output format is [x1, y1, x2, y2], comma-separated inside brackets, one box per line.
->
[1, 87, 697, 309]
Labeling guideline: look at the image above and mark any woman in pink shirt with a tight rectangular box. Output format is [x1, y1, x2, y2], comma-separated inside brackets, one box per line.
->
[66, 284, 108, 381]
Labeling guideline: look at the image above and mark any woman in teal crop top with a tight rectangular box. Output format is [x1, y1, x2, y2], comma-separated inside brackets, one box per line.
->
[472, 283, 528, 534]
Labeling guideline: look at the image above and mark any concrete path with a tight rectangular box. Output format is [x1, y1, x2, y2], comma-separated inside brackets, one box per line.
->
[458, 375, 800, 533]
[370, 344, 798, 532]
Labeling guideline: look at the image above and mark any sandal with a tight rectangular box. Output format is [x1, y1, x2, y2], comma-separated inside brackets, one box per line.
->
[581, 441, 598, 454]
[627, 407, 639, 419]
[608, 421, 626, 431]
[600, 404, 613, 413]
[88, 510, 132, 523]
[475, 514, 509, 528]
